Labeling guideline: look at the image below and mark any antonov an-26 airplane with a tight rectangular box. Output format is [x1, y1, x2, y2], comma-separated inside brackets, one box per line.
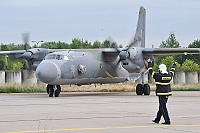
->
[0, 6, 200, 97]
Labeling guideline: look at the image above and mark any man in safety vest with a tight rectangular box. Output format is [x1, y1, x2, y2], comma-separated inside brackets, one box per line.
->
[147, 59, 176, 125]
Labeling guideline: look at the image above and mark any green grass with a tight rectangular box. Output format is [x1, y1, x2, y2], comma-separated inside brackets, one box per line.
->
[0, 83, 199, 93]
[62, 83, 200, 92]
[172, 84, 200, 91]
[0, 84, 46, 93]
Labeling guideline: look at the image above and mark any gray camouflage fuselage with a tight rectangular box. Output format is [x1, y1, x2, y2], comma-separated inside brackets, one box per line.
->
[36, 49, 140, 85]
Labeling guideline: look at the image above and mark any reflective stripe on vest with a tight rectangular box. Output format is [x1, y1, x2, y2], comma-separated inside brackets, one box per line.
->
[155, 82, 171, 85]
[157, 92, 172, 95]
[148, 67, 153, 71]
[152, 71, 155, 78]
[169, 70, 174, 76]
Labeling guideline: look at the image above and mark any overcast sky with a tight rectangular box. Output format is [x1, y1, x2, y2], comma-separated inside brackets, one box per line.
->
[0, 0, 199, 48]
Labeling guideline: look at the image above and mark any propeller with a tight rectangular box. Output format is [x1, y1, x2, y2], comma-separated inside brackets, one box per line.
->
[104, 36, 139, 68]
[104, 37, 118, 48]
[104, 36, 136, 64]
[22, 32, 31, 50]
[118, 38, 138, 62]
[21, 32, 33, 60]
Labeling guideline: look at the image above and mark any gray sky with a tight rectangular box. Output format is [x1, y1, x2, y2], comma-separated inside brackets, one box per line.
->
[0, 0, 199, 48]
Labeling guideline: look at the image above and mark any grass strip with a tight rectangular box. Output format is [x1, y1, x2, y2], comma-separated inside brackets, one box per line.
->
[0, 84, 46, 93]
[0, 83, 199, 93]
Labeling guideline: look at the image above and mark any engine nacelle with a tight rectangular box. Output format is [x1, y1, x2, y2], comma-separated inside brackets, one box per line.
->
[127, 47, 137, 60]
[119, 51, 128, 60]
[23, 48, 52, 70]
[121, 60, 141, 73]
[120, 47, 144, 73]
[23, 52, 32, 60]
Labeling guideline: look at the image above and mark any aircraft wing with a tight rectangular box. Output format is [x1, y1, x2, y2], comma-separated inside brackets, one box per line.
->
[0, 50, 26, 58]
[142, 48, 200, 56]
[0, 50, 26, 55]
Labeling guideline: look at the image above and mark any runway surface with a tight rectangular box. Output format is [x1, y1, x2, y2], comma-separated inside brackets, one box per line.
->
[0, 91, 200, 133]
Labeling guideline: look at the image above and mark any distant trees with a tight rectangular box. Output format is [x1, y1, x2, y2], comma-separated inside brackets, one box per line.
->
[38, 38, 122, 49]
[181, 59, 200, 72]
[154, 32, 200, 72]
[1, 43, 24, 51]
[38, 41, 70, 49]
[156, 32, 183, 64]
[184, 40, 200, 65]
[155, 56, 199, 72]
[0, 56, 24, 70]
[160, 32, 181, 48]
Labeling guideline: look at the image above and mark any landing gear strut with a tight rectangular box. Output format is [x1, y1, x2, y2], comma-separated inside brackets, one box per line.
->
[46, 84, 61, 97]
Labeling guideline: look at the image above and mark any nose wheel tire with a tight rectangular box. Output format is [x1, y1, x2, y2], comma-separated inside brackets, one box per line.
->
[55, 85, 61, 97]
[46, 84, 51, 94]
[47, 85, 54, 97]
[46, 85, 61, 97]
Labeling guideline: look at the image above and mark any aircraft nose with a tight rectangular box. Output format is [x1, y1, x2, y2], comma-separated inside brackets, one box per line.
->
[36, 62, 60, 84]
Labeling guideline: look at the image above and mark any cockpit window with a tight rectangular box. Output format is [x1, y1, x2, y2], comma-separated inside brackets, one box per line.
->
[56, 55, 61, 60]
[64, 55, 70, 60]
[45, 54, 70, 60]
[45, 54, 56, 60]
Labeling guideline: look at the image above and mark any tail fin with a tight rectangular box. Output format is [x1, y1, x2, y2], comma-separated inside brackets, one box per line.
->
[134, 6, 146, 48]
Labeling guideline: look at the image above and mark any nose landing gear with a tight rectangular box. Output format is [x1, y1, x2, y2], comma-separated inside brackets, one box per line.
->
[46, 84, 61, 97]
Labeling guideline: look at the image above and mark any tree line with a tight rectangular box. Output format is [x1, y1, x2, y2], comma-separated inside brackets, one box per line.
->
[0, 33, 200, 71]
[154, 32, 200, 72]
[35, 38, 123, 49]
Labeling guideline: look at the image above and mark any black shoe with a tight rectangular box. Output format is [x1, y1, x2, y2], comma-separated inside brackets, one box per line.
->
[152, 120, 159, 124]
[162, 122, 171, 125]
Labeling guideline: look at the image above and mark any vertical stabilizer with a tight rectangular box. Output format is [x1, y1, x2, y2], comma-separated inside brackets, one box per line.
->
[134, 6, 146, 48]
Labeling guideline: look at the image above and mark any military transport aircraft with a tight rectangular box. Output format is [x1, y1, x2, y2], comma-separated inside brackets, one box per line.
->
[1, 6, 200, 97]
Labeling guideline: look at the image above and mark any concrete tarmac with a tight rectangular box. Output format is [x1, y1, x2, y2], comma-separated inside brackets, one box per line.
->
[0, 91, 200, 133]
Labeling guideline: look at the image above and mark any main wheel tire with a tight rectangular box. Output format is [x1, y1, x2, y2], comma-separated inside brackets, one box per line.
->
[49, 85, 54, 97]
[143, 84, 150, 95]
[46, 84, 51, 94]
[136, 84, 143, 95]
[55, 85, 61, 97]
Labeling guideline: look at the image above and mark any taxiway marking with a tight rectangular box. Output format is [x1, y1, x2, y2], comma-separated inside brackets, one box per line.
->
[5, 124, 200, 133]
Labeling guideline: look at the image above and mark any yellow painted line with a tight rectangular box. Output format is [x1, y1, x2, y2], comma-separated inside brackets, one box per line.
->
[4, 124, 200, 133]
[105, 71, 114, 78]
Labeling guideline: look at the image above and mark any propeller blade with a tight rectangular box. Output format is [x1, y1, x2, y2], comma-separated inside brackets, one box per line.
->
[22, 32, 31, 50]
[104, 37, 119, 48]
[124, 39, 138, 51]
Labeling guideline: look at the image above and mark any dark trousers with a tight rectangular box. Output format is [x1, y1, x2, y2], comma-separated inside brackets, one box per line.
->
[155, 96, 170, 123]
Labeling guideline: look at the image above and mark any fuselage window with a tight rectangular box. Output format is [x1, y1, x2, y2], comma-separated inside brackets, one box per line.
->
[45, 54, 70, 60]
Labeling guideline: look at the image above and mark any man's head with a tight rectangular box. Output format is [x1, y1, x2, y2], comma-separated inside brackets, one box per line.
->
[158, 64, 168, 74]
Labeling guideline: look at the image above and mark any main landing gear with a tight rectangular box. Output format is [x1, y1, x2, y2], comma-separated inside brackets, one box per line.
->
[136, 83, 150, 95]
[135, 72, 150, 95]
[46, 84, 61, 97]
